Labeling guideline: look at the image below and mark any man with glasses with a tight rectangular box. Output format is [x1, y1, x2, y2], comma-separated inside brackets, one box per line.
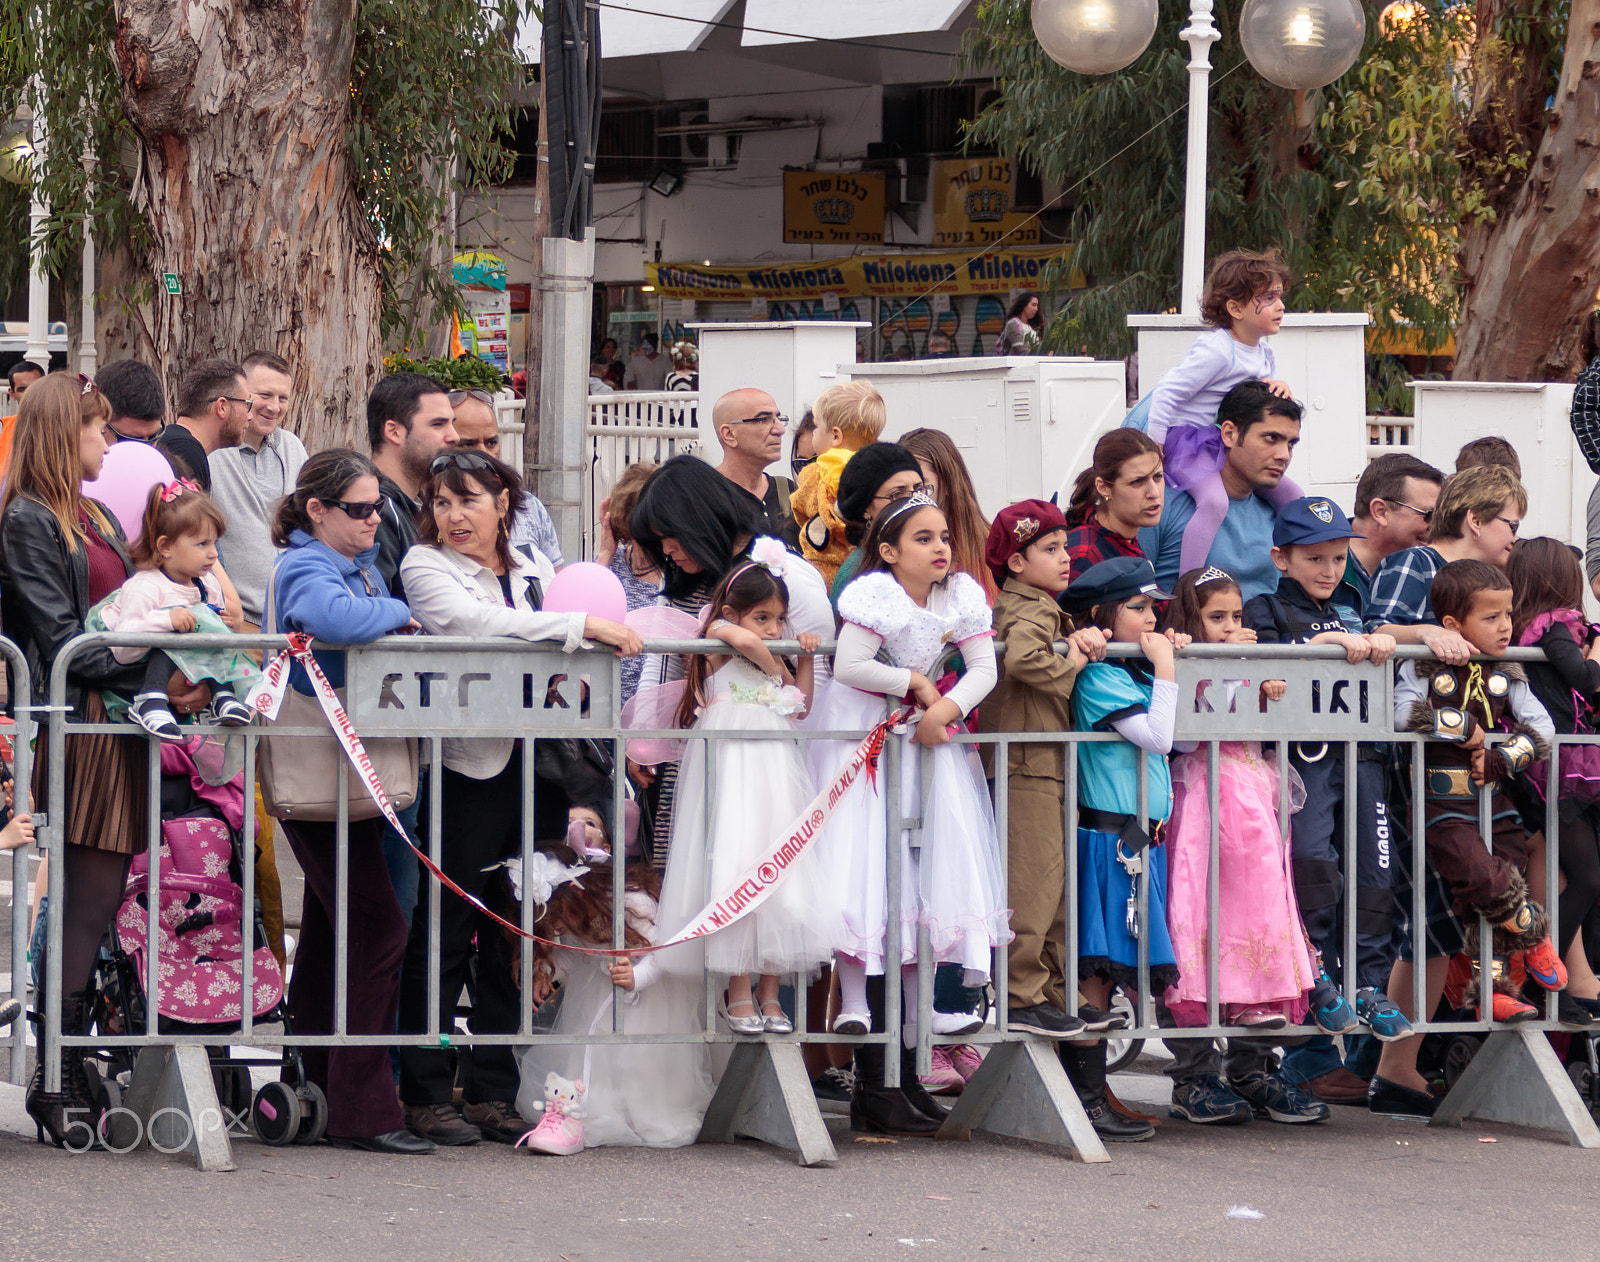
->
[96, 359, 168, 446]
[210, 351, 309, 629]
[156, 358, 251, 491]
[711, 387, 800, 550]
[449, 387, 564, 566]
[1338, 453, 1444, 617]
[368, 371, 459, 602]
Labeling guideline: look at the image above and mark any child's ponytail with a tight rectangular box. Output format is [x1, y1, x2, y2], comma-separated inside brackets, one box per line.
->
[129, 478, 227, 569]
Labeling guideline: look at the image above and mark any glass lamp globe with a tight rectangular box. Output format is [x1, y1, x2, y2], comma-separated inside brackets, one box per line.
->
[1239, 0, 1367, 90]
[0, 126, 32, 186]
[1030, 0, 1159, 76]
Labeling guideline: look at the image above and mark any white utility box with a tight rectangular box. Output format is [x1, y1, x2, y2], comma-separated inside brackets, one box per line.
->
[1408, 380, 1583, 545]
[689, 321, 869, 469]
[841, 356, 1129, 516]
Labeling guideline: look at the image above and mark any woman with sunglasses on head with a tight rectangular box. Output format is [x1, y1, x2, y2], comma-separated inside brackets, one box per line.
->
[394, 450, 640, 1147]
[2, 373, 218, 1146]
[267, 448, 424, 1154]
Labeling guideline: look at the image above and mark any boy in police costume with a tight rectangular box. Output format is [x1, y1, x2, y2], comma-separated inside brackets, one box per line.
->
[979, 502, 1152, 1142]
[1243, 498, 1414, 1075]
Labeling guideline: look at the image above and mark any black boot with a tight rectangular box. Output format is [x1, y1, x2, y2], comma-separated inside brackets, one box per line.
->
[851, 1041, 940, 1136]
[25, 992, 100, 1149]
[1060, 1041, 1154, 1142]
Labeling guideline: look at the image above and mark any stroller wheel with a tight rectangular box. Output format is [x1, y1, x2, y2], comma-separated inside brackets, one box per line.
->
[252, 1080, 303, 1147]
[293, 1083, 329, 1146]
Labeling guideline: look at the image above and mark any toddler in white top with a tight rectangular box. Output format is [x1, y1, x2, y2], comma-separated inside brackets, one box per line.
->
[1143, 248, 1304, 575]
[93, 479, 258, 740]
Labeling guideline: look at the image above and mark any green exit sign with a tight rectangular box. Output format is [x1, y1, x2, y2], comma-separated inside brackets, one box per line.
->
[162, 272, 181, 296]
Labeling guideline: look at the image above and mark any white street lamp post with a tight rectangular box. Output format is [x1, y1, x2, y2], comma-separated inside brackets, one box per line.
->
[26, 94, 49, 370]
[1178, 2, 1220, 319]
[1030, 0, 1365, 319]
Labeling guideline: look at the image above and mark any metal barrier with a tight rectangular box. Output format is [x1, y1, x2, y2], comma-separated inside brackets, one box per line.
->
[0, 635, 33, 1086]
[24, 631, 1600, 1169]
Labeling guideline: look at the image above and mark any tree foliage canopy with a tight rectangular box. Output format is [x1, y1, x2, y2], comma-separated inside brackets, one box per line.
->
[962, 0, 1566, 395]
[0, 0, 534, 345]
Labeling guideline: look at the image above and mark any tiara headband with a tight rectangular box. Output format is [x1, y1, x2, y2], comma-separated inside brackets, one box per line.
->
[877, 489, 940, 529]
[1195, 566, 1233, 586]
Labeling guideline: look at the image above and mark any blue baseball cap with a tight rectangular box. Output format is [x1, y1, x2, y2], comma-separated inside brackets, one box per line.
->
[1060, 555, 1169, 614]
[1273, 496, 1364, 547]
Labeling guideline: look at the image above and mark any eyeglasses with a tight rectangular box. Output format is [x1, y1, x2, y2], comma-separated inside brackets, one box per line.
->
[327, 499, 382, 520]
[77, 373, 99, 397]
[448, 389, 495, 407]
[871, 482, 929, 506]
[1383, 497, 1434, 525]
[731, 413, 789, 430]
[218, 394, 254, 412]
[1496, 515, 1521, 536]
[430, 450, 501, 478]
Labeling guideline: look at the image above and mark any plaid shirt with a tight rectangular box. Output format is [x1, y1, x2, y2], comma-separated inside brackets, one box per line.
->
[1363, 545, 1445, 631]
[1065, 520, 1145, 583]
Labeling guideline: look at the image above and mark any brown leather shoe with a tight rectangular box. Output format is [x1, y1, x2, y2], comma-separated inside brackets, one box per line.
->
[462, 1099, 532, 1144]
[1304, 1067, 1370, 1105]
[404, 1102, 482, 1146]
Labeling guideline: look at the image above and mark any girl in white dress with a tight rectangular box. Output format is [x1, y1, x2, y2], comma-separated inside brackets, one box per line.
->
[652, 538, 845, 1034]
[812, 492, 1011, 1037]
[517, 848, 714, 1149]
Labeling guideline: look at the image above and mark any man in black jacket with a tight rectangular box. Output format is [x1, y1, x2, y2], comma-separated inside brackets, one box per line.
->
[368, 372, 459, 601]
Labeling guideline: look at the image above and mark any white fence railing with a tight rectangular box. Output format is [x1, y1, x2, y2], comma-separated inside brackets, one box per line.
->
[582, 390, 700, 560]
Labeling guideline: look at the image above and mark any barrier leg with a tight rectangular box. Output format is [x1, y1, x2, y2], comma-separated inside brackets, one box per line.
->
[697, 1041, 838, 1167]
[936, 1039, 1110, 1163]
[121, 1045, 237, 1171]
[1430, 1026, 1600, 1148]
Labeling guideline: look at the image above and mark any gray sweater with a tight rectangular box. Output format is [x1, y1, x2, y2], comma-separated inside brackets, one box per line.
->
[210, 428, 310, 625]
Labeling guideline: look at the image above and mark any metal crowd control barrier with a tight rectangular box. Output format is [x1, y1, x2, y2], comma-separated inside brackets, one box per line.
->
[29, 631, 1600, 1171]
[1, 636, 34, 1087]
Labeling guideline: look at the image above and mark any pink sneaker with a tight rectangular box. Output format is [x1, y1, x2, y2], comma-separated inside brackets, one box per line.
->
[948, 1044, 983, 1083]
[515, 1109, 584, 1155]
[920, 1045, 966, 1095]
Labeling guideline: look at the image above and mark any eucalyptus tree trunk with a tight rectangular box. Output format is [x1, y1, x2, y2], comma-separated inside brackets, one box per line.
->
[1453, 0, 1600, 381]
[112, 0, 381, 449]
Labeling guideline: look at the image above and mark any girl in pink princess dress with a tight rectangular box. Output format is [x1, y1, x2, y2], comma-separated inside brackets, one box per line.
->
[1160, 567, 1314, 1030]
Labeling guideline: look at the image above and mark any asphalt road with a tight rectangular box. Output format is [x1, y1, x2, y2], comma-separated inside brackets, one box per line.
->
[7, 841, 1600, 1260]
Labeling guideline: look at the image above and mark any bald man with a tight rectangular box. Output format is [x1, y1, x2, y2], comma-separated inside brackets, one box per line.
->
[713, 387, 800, 549]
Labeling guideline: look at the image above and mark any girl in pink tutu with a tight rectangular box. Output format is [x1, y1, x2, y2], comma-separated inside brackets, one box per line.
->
[1142, 249, 1302, 576]
[1161, 566, 1314, 1030]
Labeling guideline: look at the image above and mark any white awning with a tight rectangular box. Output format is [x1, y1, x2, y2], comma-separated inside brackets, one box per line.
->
[518, 0, 972, 61]
[517, 1, 737, 63]
[740, 0, 972, 46]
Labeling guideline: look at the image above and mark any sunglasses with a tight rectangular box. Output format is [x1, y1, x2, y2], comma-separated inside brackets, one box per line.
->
[430, 450, 502, 478]
[327, 499, 382, 520]
[448, 388, 496, 407]
[1383, 497, 1433, 525]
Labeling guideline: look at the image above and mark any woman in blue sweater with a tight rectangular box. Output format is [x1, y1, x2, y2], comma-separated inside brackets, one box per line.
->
[268, 449, 423, 1154]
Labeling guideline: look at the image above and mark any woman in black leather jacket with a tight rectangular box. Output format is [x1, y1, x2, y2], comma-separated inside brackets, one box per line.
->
[0, 373, 212, 1146]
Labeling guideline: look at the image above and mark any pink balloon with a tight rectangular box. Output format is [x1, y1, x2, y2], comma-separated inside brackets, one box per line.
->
[543, 561, 627, 625]
[86, 441, 175, 545]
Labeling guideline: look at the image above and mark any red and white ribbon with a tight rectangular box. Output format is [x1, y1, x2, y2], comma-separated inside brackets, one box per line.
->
[255, 637, 903, 957]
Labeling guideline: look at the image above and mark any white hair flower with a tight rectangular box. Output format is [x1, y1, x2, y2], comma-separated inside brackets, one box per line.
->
[749, 536, 790, 577]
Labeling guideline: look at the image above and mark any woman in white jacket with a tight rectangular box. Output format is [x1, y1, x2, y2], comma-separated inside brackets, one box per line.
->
[394, 450, 640, 1147]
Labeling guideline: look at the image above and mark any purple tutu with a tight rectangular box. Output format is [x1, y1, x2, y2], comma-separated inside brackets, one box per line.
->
[1161, 424, 1226, 493]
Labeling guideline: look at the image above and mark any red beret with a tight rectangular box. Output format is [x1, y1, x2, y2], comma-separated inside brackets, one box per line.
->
[985, 499, 1069, 584]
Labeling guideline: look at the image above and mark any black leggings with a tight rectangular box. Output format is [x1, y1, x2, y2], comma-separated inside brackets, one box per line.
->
[50, 845, 132, 1018]
[1559, 809, 1600, 956]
